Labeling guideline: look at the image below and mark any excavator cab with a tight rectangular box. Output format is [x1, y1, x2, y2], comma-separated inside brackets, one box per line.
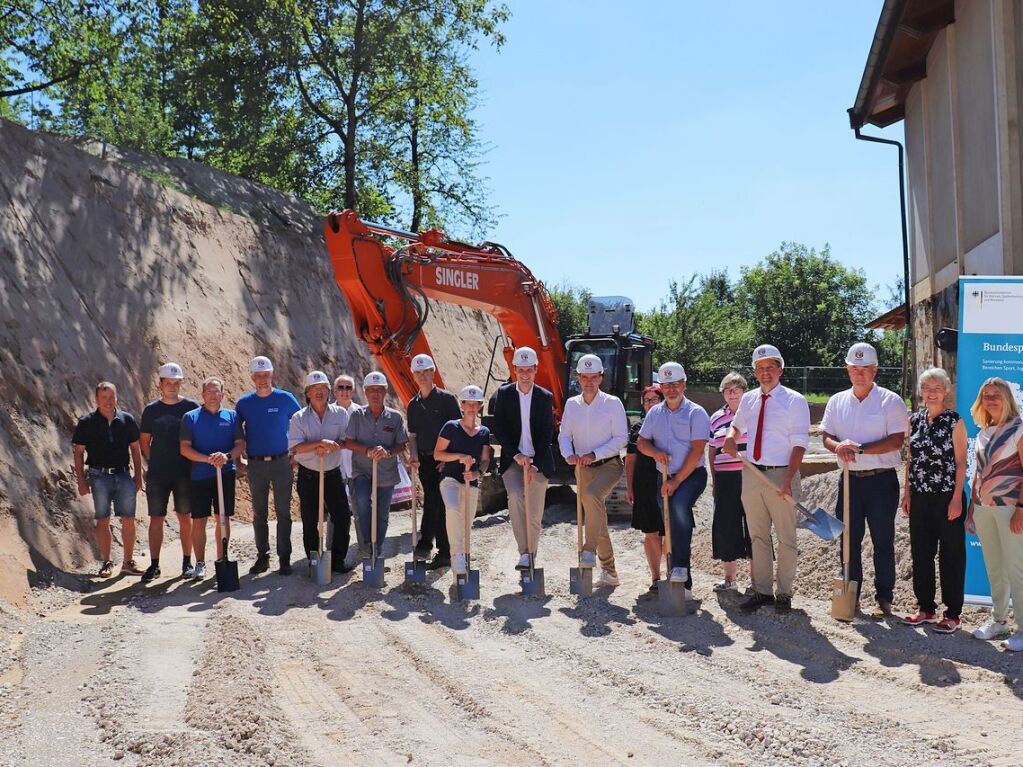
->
[563, 296, 655, 414]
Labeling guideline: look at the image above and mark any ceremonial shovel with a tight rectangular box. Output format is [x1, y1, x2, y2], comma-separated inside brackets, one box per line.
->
[362, 459, 386, 588]
[313, 454, 332, 586]
[657, 463, 686, 617]
[214, 465, 239, 593]
[403, 469, 426, 585]
[455, 476, 481, 600]
[519, 464, 545, 596]
[568, 465, 593, 596]
[831, 463, 858, 621]
[738, 457, 845, 541]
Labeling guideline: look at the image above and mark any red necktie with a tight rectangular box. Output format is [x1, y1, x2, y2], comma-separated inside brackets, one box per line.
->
[752, 393, 768, 462]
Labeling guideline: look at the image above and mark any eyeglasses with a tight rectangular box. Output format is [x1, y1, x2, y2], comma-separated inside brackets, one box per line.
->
[335, 385, 353, 391]
[642, 397, 661, 405]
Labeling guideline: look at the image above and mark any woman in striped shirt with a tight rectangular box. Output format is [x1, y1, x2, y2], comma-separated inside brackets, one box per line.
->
[708, 372, 753, 591]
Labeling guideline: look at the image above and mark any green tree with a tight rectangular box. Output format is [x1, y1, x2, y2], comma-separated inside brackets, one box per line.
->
[733, 242, 874, 367]
[548, 282, 591, 341]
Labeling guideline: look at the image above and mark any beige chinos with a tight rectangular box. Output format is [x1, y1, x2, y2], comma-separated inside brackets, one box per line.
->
[440, 477, 481, 556]
[502, 464, 548, 555]
[578, 458, 624, 571]
[741, 465, 801, 597]
[973, 504, 1023, 631]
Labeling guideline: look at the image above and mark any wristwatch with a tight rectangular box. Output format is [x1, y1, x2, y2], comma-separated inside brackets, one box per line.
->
[857, 444, 865, 454]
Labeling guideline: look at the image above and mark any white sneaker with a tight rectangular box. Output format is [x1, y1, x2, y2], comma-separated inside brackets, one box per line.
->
[669, 567, 688, 583]
[973, 619, 1011, 640]
[596, 569, 619, 587]
[515, 553, 531, 571]
[713, 578, 738, 592]
[453, 553, 468, 575]
[1002, 632, 1023, 652]
[579, 551, 597, 568]
[194, 562, 207, 579]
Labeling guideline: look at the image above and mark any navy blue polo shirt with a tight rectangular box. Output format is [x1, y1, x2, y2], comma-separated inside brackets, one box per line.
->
[72, 409, 140, 469]
[179, 407, 243, 481]
[235, 388, 301, 457]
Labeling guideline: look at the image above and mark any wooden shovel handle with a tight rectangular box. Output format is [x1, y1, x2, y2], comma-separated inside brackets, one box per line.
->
[318, 454, 325, 557]
[575, 464, 584, 557]
[660, 463, 673, 558]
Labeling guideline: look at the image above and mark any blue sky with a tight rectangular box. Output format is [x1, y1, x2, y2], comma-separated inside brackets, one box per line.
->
[469, 1, 904, 313]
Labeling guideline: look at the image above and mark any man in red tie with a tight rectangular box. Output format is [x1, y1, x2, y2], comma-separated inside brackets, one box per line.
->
[724, 344, 810, 612]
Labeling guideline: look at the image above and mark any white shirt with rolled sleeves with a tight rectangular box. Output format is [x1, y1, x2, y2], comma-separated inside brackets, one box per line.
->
[820, 384, 909, 470]
[558, 390, 629, 461]
[287, 404, 350, 472]
[731, 384, 810, 466]
[638, 398, 711, 475]
[338, 402, 360, 478]
[517, 385, 535, 458]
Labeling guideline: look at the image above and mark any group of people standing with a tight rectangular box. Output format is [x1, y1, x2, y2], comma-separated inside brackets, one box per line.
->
[71, 340, 1023, 650]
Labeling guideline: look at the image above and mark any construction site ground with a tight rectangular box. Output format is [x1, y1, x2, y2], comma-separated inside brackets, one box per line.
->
[1, 472, 1021, 767]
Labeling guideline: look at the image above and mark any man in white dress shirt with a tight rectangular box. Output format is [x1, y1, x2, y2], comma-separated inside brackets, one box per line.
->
[724, 344, 810, 612]
[559, 354, 629, 587]
[821, 342, 909, 616]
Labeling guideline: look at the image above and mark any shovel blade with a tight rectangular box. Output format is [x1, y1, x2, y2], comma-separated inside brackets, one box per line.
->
[455, 569, 481, 600]
[315, 553, 332, 586]
[215, 559, 240, 593]
[404, 559, 427, 585]
[362, 557, 386, 588]
[569, 566, 593, 596]
[520, 567, 545, 596]
[831, 578, 859, 622]
[797, 506, 845, 541]
[657, 580, 687, 617]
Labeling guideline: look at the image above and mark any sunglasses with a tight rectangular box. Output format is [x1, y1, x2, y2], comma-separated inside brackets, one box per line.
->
[335, 385, 354, 391]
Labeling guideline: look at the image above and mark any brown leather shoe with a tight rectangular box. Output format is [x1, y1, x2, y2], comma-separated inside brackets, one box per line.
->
[120, 560, 145, 576]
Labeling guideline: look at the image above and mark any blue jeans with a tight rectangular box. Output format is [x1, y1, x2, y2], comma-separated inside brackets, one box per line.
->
[353, 476, 395, 551]
[89, 469, 137, 520]
[657, 467, 708, 586]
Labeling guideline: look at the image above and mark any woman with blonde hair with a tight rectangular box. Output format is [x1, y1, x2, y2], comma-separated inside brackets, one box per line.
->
[967, 377, 1023, 651]
[901, 368, 967, 632]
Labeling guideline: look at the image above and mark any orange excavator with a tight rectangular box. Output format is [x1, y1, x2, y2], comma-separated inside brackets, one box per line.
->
[324, 209, 655, 507]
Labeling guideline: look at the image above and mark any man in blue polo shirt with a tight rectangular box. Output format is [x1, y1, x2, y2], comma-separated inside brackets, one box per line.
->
[236, 355, 301, 575]
[180, 377, 244, 580]
[636, 361, 711, 596]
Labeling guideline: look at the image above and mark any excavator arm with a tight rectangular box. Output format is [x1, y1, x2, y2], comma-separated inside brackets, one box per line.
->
[325, 209, 567, 412]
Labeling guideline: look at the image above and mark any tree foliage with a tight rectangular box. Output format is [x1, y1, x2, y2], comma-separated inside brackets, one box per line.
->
[2, 0, 507, 236]
[548, 282, 591, 342]
[732, 242, 874, 367]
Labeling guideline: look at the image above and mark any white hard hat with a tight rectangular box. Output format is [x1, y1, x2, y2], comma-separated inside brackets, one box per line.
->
[845, 342, 879, 366]
[576, 354, 604, 374]
[158, 362, 184, 380]
[459, 384, 485, 402]
[411, 354, 435, 372]
[304, 370, 330, 390]
[658, 362, 687, 383]
[513, 346, 538, 367]
[363, 371, 388, 388]
[752, 344, 784, 368]
[249, 355, 274, 373]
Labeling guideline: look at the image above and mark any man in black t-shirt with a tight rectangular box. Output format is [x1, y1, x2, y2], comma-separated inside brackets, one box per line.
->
[72, 381, 146, 578]
[139, 363, 201, 581]
[407, 354, 462, 570]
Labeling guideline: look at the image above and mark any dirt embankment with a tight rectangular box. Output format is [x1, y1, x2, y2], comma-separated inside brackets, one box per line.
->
[0, 118, 502, 607]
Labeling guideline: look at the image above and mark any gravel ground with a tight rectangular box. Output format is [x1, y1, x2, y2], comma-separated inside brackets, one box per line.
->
[1, 493, 1021, 767]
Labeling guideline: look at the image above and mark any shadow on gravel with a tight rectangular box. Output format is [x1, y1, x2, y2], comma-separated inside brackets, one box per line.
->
[719, 596, 858, 683]
[632, 596, 736, 656]
[558, 595, 637, 638]
[485, 593, 553, 635]
[852, 618, 1023, 700]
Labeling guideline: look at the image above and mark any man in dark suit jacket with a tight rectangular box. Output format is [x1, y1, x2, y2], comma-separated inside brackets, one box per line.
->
[492, 346, 555, 571]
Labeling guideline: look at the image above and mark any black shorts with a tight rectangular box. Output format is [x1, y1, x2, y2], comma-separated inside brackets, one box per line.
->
[189, 473, 236, 519]
[146, 477, 192, 517]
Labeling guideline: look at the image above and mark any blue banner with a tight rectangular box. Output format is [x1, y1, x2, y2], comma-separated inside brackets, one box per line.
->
[957, 276, 1023, 605]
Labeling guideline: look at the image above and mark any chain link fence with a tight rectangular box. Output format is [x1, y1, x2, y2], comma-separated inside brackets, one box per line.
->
[686, 366, 904, 398]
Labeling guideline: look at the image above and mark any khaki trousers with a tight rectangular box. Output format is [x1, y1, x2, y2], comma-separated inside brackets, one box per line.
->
[502, 464, 549, 555]
[440, 477, 481, 557]
[741, 465, 801, 597]
[974, 504, 1023, 631]
[577, 458, 624, 571]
